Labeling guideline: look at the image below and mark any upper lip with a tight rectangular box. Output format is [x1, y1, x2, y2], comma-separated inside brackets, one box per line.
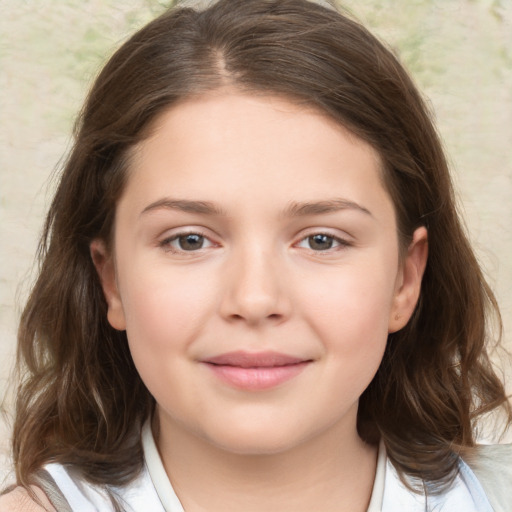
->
[203, 351, 310, 368]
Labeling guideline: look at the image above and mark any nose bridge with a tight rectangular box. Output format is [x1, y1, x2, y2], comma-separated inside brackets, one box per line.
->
[220, 239, 288, 324]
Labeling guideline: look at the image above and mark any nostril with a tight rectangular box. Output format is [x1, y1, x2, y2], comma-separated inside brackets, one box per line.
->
[229, 312, 281, 320]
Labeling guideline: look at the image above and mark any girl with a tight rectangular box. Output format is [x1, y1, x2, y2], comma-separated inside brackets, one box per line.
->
[2, 0, 511, 510]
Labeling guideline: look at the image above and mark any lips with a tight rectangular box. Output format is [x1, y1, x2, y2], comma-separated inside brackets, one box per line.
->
[205, 351, 307, 368]
[202, 351, 311, 390]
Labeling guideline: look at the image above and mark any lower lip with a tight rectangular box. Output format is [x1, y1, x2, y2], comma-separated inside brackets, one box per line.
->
[204, 362, 310, 390]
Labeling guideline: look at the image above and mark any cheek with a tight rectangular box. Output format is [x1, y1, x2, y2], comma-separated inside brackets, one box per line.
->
[116, 261, 218, 365]
[290, 265, 394, 421]
[117, 268, 216, 415]
[305, 263, 395, 321]
[297, 259, 397, 362]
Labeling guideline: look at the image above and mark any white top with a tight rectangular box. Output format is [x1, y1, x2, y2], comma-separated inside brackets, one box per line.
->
[42, 422, 495, 511]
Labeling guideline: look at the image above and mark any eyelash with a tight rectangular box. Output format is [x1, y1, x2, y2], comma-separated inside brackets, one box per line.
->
[295, 233, 351, 253]
[159, 230, 215, 253]
[159, 230, 351, 254]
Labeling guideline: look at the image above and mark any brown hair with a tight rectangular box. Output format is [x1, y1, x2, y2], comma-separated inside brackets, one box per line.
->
[12, 0, 511, 494]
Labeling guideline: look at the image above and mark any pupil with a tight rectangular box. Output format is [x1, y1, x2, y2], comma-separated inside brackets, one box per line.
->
[179, 234, 203, 250]
[309, 234, 333, 250]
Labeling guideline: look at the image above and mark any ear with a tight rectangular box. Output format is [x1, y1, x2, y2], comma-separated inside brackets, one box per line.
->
[90, 239, 126, 331]
[388, 226, 428, 333]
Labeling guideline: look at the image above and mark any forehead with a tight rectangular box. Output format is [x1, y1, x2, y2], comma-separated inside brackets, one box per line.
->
[136, 89, 382, 164]
[121, 91, 393, 223]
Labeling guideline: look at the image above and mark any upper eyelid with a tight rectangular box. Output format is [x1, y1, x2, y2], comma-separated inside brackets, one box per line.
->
[159, 226, 214, 241]
[159, 228, 218, 250]
[294, 227, 353, 242]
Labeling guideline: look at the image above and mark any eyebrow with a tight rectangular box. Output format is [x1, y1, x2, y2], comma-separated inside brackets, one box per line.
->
[283, 198, 373, 218]
[140, 198, 226, 217]
[140, 197, 372, 218]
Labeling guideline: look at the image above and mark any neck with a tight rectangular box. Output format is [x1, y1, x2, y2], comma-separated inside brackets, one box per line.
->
[154, 410, 378, 512]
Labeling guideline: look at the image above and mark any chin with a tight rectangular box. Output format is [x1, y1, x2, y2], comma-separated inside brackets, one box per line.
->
[211, 436, 301, 457]
[199, 419, 316, 457]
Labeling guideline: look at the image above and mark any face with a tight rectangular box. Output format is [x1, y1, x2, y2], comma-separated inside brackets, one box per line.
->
[92, 91, 427, 456]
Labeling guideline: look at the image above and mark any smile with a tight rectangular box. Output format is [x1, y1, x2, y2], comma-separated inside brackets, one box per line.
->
[202, 351, 312, 391]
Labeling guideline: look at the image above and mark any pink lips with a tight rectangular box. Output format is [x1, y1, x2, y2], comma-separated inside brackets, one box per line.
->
[202, 351, 311, 390]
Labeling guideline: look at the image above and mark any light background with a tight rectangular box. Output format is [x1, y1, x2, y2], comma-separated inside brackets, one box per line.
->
[1, 0, 511, 484]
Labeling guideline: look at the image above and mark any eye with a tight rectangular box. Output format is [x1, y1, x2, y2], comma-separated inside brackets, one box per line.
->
[162, 232, 215, 252]
[296, 233, 349, 251]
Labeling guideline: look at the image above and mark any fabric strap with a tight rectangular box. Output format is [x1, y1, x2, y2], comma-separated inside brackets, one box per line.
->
[33, 469, 73, 512]
[463, 443, 512, 512]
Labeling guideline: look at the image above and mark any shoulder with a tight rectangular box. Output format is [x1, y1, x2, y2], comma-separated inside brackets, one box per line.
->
[462, 443, 512, 512]
[464, 443, 512, 478]
[0, 486, 56, 512]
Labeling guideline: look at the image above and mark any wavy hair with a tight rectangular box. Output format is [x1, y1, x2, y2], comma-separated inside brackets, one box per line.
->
[12, 0, 511, 494]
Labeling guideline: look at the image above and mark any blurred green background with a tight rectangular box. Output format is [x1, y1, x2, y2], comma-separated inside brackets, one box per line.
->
[1, 0, 511, 482]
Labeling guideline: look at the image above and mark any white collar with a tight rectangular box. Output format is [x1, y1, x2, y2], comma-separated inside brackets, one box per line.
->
[367, 439, 387, 511]
[142, 421, 185, 512]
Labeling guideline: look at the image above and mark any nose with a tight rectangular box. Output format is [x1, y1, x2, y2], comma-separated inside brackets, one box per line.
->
[219, 245, 291, 326]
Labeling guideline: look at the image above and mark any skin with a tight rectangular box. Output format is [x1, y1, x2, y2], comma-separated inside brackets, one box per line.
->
[91, 91, 428, 512]
[0, 486, 56, 512]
